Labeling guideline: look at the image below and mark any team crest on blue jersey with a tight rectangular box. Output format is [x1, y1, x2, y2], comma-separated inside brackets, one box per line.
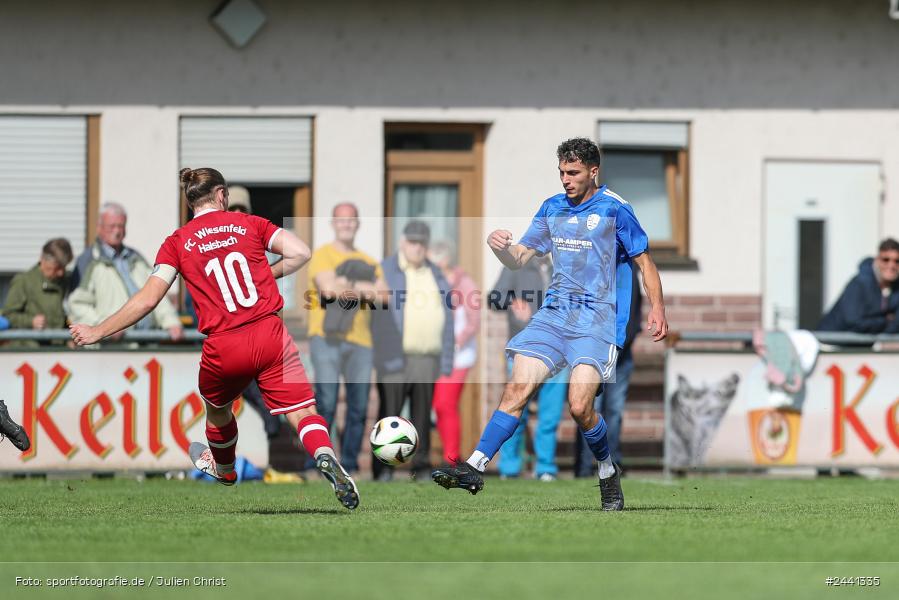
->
[586, 214, 600, 230]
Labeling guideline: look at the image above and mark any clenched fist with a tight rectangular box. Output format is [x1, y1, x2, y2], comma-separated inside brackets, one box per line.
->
[69, 324, 101, 346]
[487, 229, 514, 253]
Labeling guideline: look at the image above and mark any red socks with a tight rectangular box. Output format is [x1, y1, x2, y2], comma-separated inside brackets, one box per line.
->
[206, 414, 333, 474]
[297, 414, 334, 459]
[206, 417, 238, 473]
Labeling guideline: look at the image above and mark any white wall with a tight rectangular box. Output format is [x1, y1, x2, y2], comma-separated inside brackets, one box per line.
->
[99, 108, 180, 260]
[3, 0, 899, 300]
[310, 107, 899, 296]
[3, 104, 898, 302]
[312, 110, 384, 257]
[677, 110, 899, 296]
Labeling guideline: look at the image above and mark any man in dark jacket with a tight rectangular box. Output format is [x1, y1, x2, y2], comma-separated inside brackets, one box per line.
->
[371, 220, 454, 479]
[818, 238, 899, 333]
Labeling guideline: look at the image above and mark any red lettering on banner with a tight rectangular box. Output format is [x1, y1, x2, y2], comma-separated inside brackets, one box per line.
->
[15, 362, 78, 461]
[887, 399, 899, 450]
[144, 359, 167, 457]
[828, 364, 883, 457]
[170, 393, 205, 454]
[80, 393, 115, 457]
[118, 392, 141, 458]
[9, 358, 246, 463]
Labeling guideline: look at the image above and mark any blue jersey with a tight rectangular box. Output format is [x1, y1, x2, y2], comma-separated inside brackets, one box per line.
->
[518, 185, 648, 347]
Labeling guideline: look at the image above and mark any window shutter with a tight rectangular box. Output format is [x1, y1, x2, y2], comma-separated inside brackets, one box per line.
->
[0, 116, 86, 271]
[180, 117, 312, 184]
[598, 121, 688, 150]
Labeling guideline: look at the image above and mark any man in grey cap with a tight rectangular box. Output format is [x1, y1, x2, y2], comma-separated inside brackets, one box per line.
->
[370, 220, 454, 480]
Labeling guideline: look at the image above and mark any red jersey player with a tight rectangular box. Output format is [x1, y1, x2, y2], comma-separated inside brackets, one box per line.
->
[70, 167, 359, 510]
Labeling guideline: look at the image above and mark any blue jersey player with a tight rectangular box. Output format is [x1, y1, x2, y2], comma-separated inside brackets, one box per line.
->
[432, 138, 668, 510]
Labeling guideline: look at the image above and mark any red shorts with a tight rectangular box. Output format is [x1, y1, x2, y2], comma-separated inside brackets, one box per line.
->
[198, 314, 315, 415]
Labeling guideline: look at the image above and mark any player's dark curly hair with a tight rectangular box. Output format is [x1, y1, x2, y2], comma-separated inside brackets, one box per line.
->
[180, 167, 227, 209]
[556, 137, 601, 167]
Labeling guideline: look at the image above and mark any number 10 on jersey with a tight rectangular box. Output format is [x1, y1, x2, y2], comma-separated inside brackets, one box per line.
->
[204, 251, 259, 312]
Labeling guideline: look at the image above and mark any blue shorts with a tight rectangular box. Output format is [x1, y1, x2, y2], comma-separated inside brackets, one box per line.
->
[506, 320, 620, 381]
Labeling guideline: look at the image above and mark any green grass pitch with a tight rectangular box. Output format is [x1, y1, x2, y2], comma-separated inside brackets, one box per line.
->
[1, 476, 898, 599]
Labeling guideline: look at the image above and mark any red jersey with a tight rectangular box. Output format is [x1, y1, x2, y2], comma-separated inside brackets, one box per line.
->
[154, 209, 283, 335]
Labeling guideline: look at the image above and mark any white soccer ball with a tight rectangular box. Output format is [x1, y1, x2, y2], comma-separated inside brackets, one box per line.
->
[370, 416, 418, 466]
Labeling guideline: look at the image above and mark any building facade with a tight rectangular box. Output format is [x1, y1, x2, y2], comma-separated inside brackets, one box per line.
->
[3, 0, 898, 461]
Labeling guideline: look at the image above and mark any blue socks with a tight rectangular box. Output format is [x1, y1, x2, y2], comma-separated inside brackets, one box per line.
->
[582, 416, 610, 462]
[467, 411, 612, 474]
[467, 410, 520, 471]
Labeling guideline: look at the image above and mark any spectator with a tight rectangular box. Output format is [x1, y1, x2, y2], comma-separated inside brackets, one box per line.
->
[429, 239, 481, 465]
[69, 202, 183, 342]
[227, 185, 299, 310]
[492, 256, 568, 481]
[818, 238, 899, 333]
[1, 238, 73, 346]
[226, 184, 252, 215]
[574, 269, 643, 476]
[306, 202, 388, 475]
[222, 186, 286, 468]
[371, 220, 454, 480]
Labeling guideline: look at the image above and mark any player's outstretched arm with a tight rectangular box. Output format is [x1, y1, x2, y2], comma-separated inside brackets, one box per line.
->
[632, 252, 669, 342]
[487, 229, 537, 270]
[70, 276, 173, 346]
[270, 229, 312, 279]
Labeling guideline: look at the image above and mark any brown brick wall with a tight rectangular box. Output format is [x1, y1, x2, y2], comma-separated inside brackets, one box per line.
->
[632, 293, 762, 355]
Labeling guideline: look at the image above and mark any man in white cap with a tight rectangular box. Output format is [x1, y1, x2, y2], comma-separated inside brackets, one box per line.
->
[226, 185, 252, 214]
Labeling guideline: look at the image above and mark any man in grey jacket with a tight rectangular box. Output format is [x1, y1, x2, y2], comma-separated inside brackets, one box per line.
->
[69, 202, 183, 341]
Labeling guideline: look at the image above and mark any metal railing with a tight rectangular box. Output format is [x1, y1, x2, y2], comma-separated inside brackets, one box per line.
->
[3, 329, 898, 346]
[674, 331, 899, 348]
[0, 329, 206, 343]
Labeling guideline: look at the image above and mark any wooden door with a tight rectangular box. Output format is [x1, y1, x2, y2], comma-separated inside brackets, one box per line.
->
[384, 124, 485, 458]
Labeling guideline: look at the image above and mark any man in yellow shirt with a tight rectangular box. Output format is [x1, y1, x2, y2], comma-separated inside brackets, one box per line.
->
[307, 203, 388, 475]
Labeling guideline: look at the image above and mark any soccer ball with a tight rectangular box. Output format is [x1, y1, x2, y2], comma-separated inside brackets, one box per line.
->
[370, 417, 418, 466]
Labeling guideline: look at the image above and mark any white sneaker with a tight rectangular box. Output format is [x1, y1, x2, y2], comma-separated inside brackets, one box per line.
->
[189, 442, 237, 486]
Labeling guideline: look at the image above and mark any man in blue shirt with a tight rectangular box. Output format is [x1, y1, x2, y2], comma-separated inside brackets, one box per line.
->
[432, 138, 668, 510]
